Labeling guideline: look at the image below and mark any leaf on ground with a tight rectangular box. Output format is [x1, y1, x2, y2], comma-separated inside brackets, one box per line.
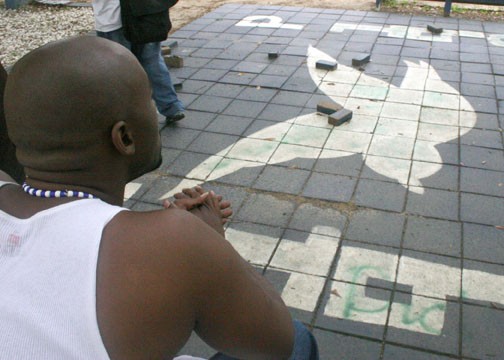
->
[330, 289, 341, 298]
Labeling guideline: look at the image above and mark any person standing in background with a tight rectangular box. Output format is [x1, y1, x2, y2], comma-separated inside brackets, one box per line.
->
[91, 0, 185, 124]
[0, 61, 24, 183]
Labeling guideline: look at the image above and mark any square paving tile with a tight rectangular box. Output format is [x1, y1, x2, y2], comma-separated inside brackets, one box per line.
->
[268, 143, 320, 170]
[282, 124, 331, 148]
[463, 223, 504, 264]
[234, 192, 296, 227]
[227, 138, 279, 162]
[419, 107, 458, 127]
[460, 192, 504, 226]
[226, 222, 282, 265]
[367, 134, 415, 159]
[314, 149, 364, 177]
[221, 99, 267, 118]
[354, 179, 407, 212]
[325, 130, 373, 153]
[413, 141, 459, 165]
[382, 344, 453, 359]
[289, 203, 346, 238]
[316, 280, 390, 339]
[270, 229, 339, 276]
[252, 165, 310, 195]
[386, 295, 460, 355]
[167, 152, 221, 180]
[258, 103, 303, 122]
[187, 94, 233, 113]
[264, 268, 326, 323]
[160, 127, 201, 150]
[409, 161, 459, 191]
[205, 114, 254, 135]
[187, 132, 239, 155]
[461, 168, 504, 198]
[375, 117, 418, 138]
[313, 329, 382, 360]
[236, 86, 278, 102]
[346, 209, 405, 247]
[406, 187, 459, 221]
[362, 156, 411, 184]
[462, 304, 504, 359]
[178, 110, 217, 130]
[404, 216, 461, 257]
[302, 172, 357, 202]
[460, 128, 503, 149]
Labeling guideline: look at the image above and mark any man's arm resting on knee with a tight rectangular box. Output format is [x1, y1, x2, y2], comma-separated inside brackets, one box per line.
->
[99, 209, 294, 359]
[176, 212, 295, 359]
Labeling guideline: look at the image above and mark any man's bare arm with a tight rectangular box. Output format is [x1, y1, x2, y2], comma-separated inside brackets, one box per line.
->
[98, 209, 294, 360]
[179, 214, 295, 359]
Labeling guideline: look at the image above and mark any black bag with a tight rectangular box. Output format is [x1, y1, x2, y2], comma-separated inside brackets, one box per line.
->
[120, 0, 179, 44]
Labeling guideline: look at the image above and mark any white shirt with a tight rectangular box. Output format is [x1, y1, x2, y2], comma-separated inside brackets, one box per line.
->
[92, 0, 122, 32]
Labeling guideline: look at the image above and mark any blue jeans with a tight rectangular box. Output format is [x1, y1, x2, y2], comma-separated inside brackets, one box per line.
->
[209, 320, 319, 360]
[96, 28, 184, 117]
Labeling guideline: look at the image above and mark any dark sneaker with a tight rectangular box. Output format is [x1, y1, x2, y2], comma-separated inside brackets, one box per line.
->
[165, 111, 185, 124]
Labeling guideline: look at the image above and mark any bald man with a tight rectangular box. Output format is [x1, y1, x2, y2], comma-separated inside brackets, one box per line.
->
[0, 36, 318, 359]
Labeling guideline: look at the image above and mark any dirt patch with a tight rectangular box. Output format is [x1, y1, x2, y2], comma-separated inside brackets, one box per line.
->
[169, 0, 377, 31]
[380, 0, 504, 22]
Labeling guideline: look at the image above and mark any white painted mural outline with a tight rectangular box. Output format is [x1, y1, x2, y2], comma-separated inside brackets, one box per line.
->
[236, 15, 304, 30]
[125, 15, 504, 337]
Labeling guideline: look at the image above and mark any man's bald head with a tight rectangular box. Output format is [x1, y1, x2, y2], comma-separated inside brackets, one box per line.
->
[4, 36, 158, 177]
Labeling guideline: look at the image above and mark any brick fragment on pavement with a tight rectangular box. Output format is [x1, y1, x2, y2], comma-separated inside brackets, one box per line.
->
[317, 101, 343, 115]
[316, 59, 338, 71]
[164, 55, 184, 68]
[427, 25, 443, 34]
[173, 78, 183, 90]
[328, 109, 353, 126]
[164, 40, 178, 48]
[352, 54, 371, 67]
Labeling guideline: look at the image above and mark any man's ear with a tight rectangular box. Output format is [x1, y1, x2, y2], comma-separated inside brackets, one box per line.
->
[111, 121, 135, 155]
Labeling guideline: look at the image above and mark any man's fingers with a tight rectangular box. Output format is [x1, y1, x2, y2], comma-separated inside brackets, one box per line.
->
[174, 192, 187, 200]
[182, 187, 204, 199]
[221, 208, 233, 219]
[219, 200, 231, 210]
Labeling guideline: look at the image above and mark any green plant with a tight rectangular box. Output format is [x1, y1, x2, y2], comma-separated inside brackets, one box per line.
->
[451, 5, 468, 14]
[383, 0, 398, 7]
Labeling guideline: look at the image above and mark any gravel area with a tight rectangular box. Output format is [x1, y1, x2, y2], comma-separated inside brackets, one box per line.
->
[0, 1, 94, 67]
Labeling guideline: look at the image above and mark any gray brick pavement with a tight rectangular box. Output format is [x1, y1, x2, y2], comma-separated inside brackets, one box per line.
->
[124, 4, 504, 359]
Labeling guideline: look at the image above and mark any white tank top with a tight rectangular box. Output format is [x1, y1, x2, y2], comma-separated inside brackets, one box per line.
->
[0, 182, 206, 360]
[0, 195, 124, 359]
[92, 0, 122, 32]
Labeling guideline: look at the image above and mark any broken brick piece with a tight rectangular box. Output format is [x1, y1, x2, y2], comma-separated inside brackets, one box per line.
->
[317, 101, 343, 115]
[427, 25, 443, 34]
[316, 59, 338, 71]
[352, 54, 371, 67]
[163, 40, 178, 48]
[268, 52, 279, 59]
[164, 55, 184, 68]
[173, 78, 183, 90]
[161, 46, 171, 56]
[328, 109, 353, 126]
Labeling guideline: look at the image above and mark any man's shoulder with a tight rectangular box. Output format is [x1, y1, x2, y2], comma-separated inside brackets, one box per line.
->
[107, 207, 201, 245]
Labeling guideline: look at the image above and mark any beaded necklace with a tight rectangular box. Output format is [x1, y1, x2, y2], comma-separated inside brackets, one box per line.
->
[22, 182, 97, 199]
